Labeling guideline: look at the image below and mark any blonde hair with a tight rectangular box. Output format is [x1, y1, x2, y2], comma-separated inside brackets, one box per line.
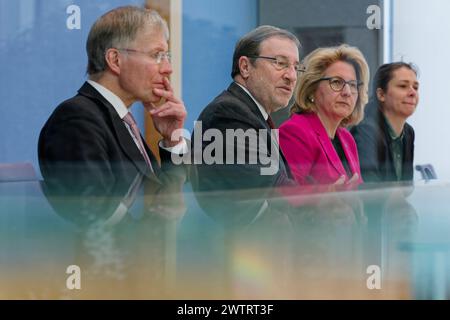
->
[290, 44, 369, 127]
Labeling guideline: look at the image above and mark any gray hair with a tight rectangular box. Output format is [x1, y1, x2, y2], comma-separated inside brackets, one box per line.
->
[86, 6, 169, 76]
[231, 25, 300, 79]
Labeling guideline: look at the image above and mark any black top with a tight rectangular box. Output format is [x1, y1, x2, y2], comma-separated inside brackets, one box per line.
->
[384, 116, 405, 181]
[331, 136, 352, 177]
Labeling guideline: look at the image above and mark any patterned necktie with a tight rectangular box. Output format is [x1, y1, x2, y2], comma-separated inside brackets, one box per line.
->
[266, 115, 276, 129]
[123, 112, 154, 173]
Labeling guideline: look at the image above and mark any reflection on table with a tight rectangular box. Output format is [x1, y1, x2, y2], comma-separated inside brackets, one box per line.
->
[1, 177, 449, 299]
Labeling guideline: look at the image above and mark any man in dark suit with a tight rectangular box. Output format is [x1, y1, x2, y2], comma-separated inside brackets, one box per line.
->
[190, 26, 302, 226]
[38, 6, 187, 197]
[192, 26, 301, 192]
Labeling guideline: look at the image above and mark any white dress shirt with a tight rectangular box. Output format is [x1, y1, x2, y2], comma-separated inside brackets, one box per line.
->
[235, 82, 269, 121]
[234, 82, 271, 223]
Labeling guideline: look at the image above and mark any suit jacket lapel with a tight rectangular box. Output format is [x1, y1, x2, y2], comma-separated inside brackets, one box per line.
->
[112, 115, 155, 178]
[228, 82, 292, 177]
[228, 82, 280, 144]
[78, 82, 159, 181]
[402, 127, 414, 179]
[228, 82, 268, 126]
[336, 129, 357, 175]
[308, 113, 346, 176]
[378, 110, 397, 176]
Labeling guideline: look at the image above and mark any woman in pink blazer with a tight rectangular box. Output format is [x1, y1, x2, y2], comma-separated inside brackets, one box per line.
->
[279, 45, 369, 187]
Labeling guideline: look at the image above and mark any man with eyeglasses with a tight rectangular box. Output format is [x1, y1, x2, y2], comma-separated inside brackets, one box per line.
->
[38, 6, 187, 198]
[192, 25, 300, 198]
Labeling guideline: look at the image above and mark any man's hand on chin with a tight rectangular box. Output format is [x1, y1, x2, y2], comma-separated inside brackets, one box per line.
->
[144, 78, 187, 148]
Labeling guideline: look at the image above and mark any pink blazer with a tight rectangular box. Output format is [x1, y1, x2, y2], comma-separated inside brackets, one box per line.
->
[279, 112, 363, 186]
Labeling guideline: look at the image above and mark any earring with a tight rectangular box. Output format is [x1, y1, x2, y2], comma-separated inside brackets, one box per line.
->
[309, 96, 315, 103]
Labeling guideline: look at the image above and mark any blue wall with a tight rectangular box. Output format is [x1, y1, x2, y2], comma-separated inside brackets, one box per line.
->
[0, 0, 147, 177]
[0, 0, 257, 175]
[182, 0, 258, 131]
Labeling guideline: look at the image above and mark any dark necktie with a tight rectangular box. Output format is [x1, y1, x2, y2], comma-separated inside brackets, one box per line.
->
[266, 115, 276, 129]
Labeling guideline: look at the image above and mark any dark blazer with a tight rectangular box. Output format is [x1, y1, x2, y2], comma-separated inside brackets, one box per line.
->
[38, 82, 184, 196]
[351, 103, 415, 183]
[191, 82, 295, 192]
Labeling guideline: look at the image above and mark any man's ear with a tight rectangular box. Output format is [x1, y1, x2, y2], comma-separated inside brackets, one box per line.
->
[104, 48, 121, 75]
[238, 56, 252, 79]
[376, 88, 385, 103]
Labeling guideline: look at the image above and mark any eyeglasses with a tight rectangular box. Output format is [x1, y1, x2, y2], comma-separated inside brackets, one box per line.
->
[248, 55, 305, 73]
[318, 77, 361, 94]
[116, 48, 171, 64]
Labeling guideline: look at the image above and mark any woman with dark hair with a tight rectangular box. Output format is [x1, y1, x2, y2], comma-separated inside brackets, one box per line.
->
[351, 62, 419, 183]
